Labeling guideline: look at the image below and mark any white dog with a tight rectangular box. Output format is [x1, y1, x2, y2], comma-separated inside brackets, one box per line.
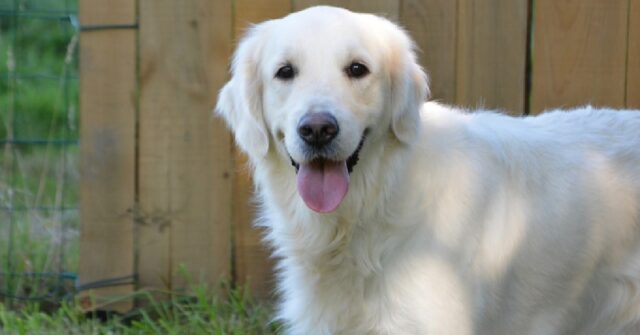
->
[216, 6, 640, 335]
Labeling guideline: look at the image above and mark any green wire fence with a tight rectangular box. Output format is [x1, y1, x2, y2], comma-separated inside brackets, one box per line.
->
[0, 0, 79, 310]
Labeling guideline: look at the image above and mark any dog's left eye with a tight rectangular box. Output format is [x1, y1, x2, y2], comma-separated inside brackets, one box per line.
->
[275, 64, 296, 80]
[345, 62, 369, 79]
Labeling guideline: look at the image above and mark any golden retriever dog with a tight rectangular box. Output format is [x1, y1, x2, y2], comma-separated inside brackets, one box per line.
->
[216, 6, 640, 335]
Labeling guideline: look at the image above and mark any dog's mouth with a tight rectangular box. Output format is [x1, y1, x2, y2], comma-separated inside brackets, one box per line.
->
[289, 132, 367, 213]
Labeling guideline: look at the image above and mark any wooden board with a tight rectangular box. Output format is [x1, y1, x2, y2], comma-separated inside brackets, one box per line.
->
[628, 0, 640, 108]
[401, 0, 457, 104]
[232, 0, 291, 301]
[234, 0, 292, 38]
[456, 0, 528, 115]
[138, 0, 233, 292]
[531, 0, 628, 114]
[78, 0, 134, 26]
[293, 0, 400, 21]
[77, 0, 136, 313]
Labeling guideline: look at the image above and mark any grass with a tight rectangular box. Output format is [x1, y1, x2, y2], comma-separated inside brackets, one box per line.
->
[2, 1, 278, 333]
[0, 12, 79, 141]
[0, 284, 280, 334]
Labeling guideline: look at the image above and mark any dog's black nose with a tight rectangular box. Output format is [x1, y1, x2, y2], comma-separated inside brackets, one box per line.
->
[297, 112, 339, 146]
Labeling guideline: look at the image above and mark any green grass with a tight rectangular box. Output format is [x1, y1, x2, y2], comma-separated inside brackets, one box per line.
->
[0, 284, 280, 334]
[0, 0, 77, 13]
[0, 23, 79, 141]
[1, 147, 80, 309]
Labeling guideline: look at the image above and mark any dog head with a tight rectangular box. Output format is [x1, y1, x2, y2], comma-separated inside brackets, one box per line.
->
[216, 6, 428, 213]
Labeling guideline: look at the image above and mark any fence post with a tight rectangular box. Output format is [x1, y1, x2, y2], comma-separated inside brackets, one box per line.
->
[78, 0, 137, 313]
[137, 0, 234, 293]
[456, 0, 529, 115]
[531, 0, 629, 114]
[401, 0, 457, 104]
[628, 0, 640, 109]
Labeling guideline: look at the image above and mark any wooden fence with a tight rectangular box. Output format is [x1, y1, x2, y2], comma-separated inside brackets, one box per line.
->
[78, 0, 639, 311]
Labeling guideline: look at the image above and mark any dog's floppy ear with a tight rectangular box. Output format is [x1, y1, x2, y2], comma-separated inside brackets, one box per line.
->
[387, 24, 429, 144]
[216, 24, 269, 158]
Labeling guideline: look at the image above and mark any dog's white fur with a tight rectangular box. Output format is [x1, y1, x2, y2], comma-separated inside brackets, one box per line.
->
[216, 6, 640, 335]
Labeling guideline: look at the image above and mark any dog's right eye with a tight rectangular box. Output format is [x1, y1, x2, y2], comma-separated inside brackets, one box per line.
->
[345, 62, 369, 79]
[275, 64, 296, 80]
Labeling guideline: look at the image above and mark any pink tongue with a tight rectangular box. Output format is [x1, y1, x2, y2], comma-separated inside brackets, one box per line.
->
[297, 160, 349, 213]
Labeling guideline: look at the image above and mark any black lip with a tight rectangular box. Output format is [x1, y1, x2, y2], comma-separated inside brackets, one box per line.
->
[290, 156, 300, 172]
[290, 130, 368, 174]
[345, 133, 366, 173]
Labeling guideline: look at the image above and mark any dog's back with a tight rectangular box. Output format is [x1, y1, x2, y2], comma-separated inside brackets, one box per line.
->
[418, 103, 640, 334]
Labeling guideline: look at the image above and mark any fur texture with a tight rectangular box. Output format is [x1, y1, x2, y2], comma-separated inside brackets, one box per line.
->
[216, 6, 640, 335]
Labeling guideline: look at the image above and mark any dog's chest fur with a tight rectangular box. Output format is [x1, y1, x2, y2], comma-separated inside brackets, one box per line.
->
[255, 144, 479, 334]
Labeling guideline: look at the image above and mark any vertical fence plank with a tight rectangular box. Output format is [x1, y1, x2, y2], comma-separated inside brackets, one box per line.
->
[78, 0, 136, 312]
[293, 0, 400, 21]
[232, 0, 292, 300]
[628, 0, 640, 108]
[401, 0, 457, 104]
[234, 0, 292, 37]
[456, 0, 528, 114]
[531, 0, 628, 114]
[138, 0, 233, 291]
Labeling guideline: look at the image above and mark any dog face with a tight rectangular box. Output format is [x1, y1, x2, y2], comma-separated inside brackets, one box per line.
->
[217, 6, 428, 213]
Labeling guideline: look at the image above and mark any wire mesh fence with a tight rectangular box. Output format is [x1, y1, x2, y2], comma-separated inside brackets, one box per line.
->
[0, 0, 79, 310]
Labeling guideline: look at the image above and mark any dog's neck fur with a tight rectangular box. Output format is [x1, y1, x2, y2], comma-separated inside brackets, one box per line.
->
[252, 131, 437, 332]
